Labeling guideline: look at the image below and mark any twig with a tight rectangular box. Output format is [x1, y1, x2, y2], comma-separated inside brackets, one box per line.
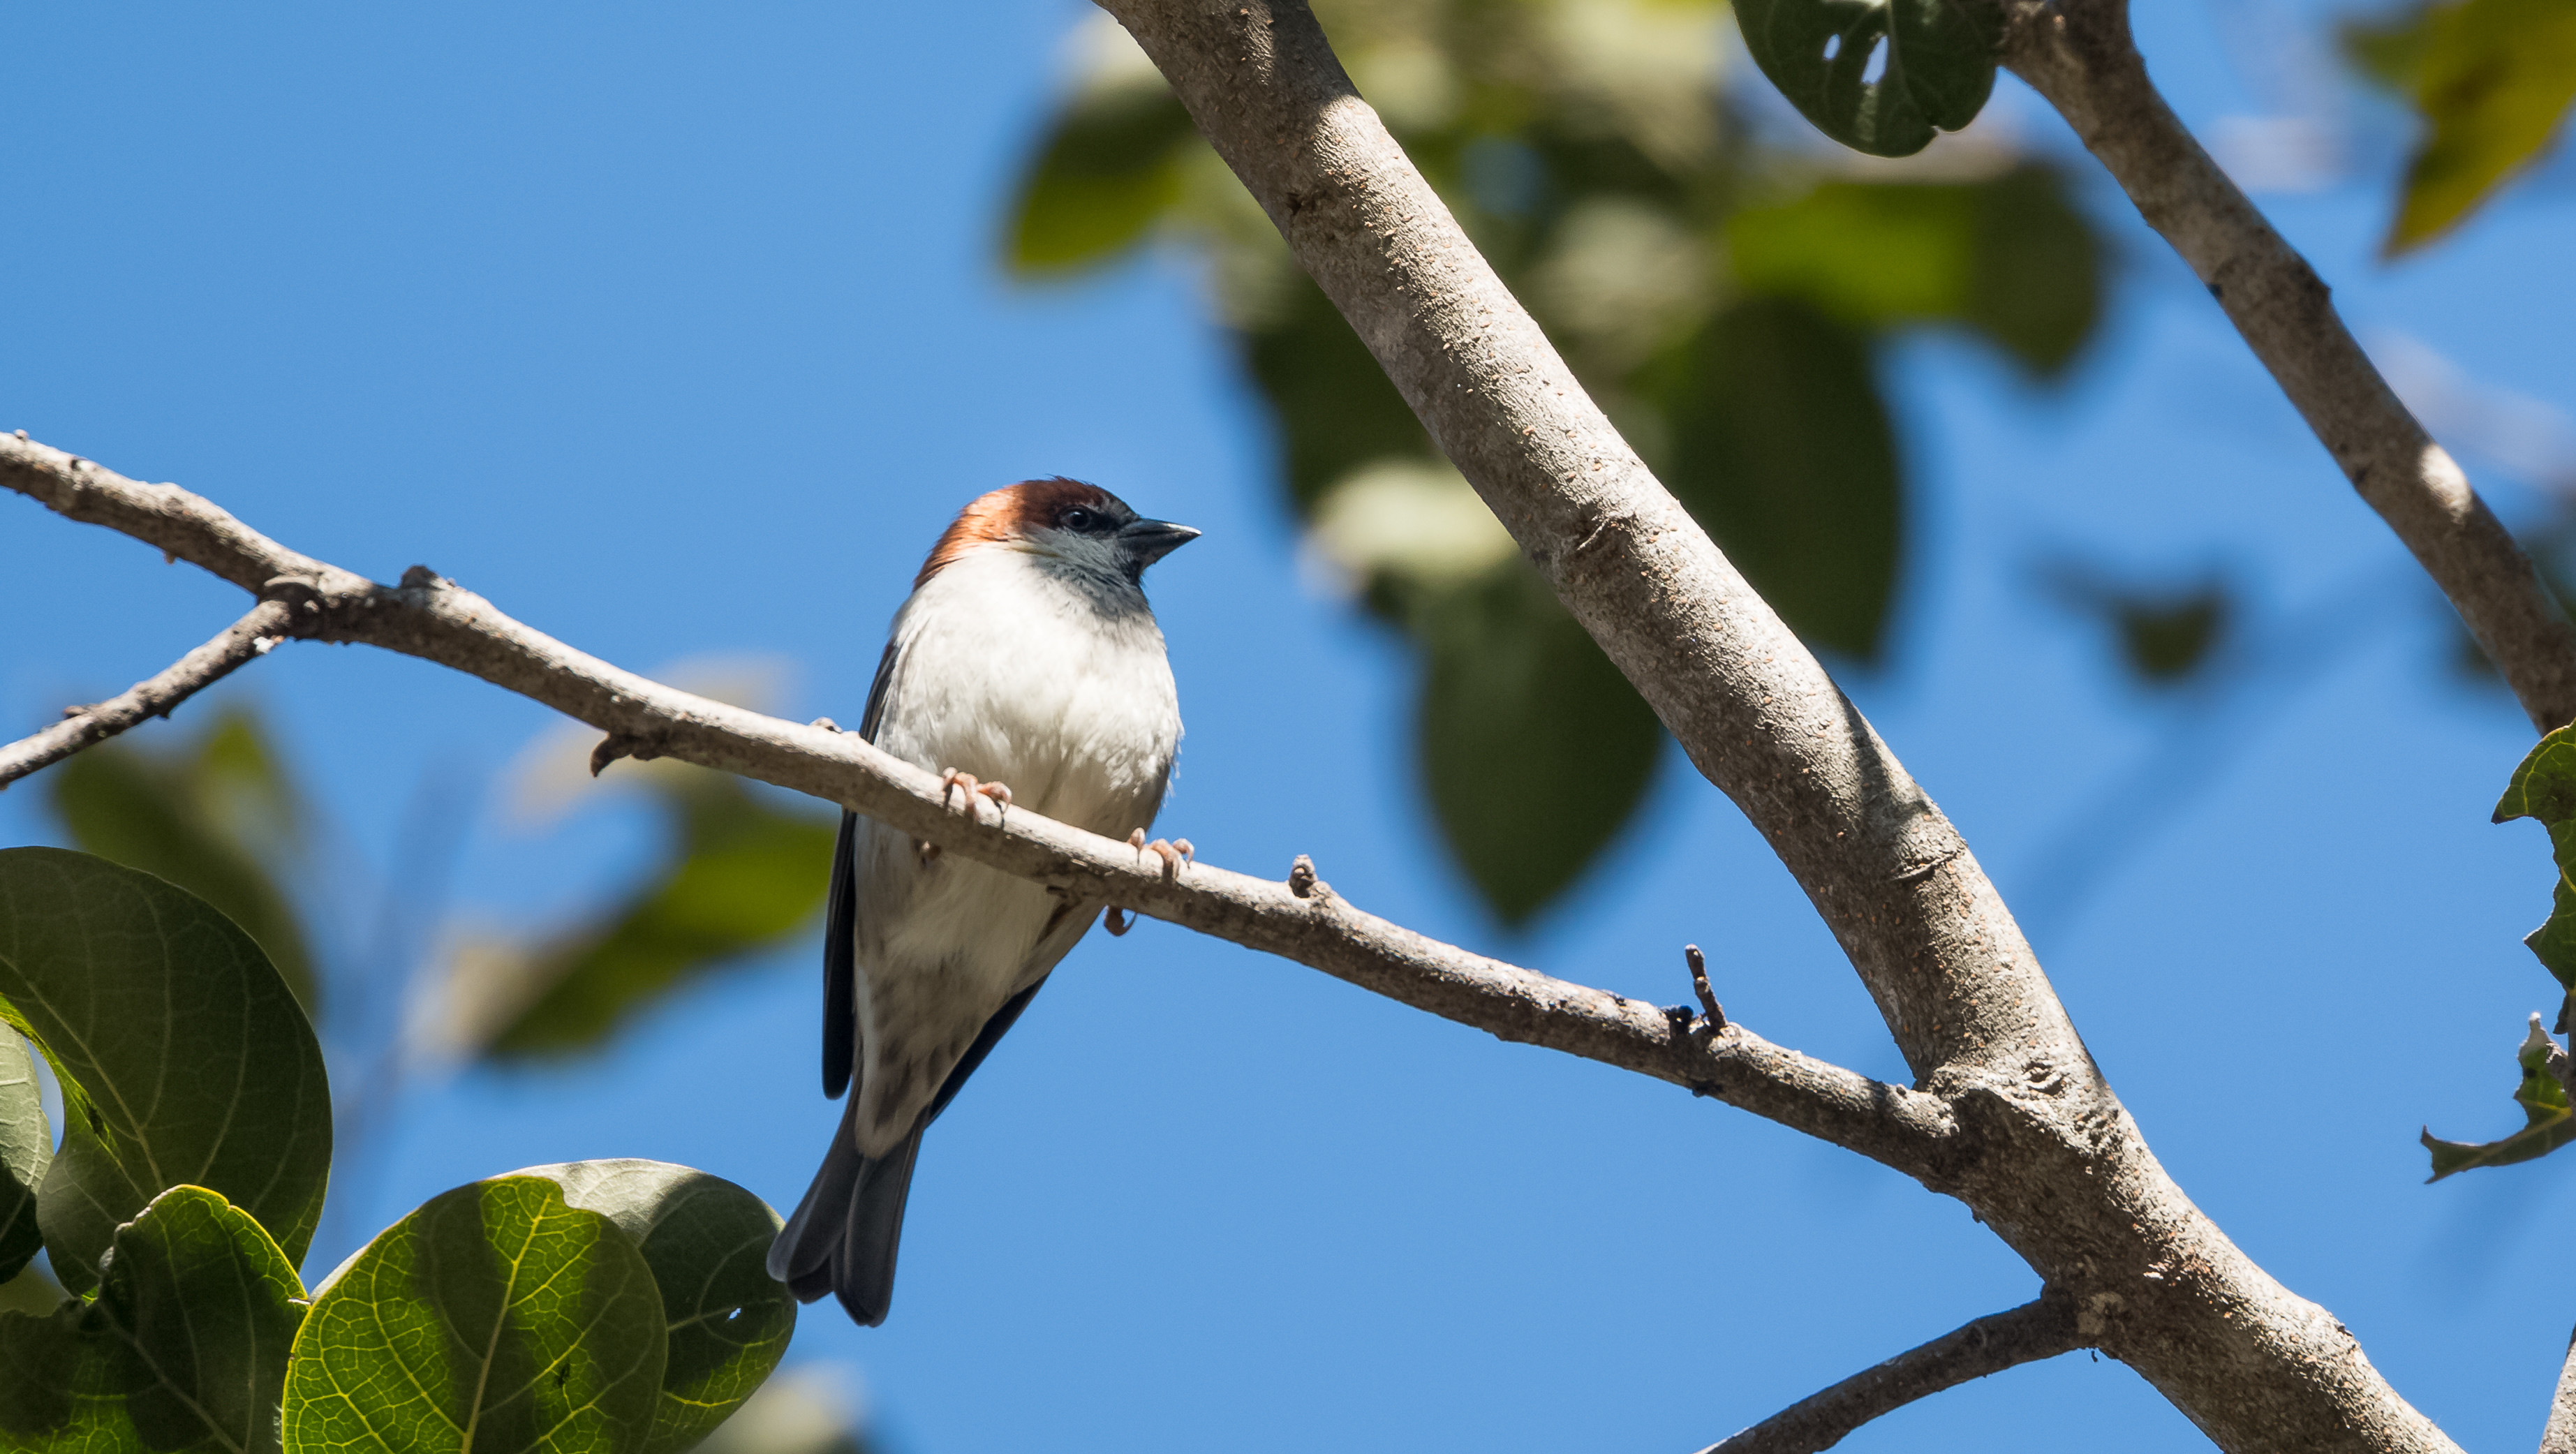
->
[1694, 1295, 2086, 1454]
[0, 598, 295, 789]
[1686, 944, 1724, 1029]
[0, 435, 1956, 1184]
[2000, 0, 2576, 736]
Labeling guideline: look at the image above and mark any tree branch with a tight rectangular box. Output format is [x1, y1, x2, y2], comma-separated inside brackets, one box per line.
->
[1696, 1293, 2086, 1454]
[0, 598, 295, 790]
[0, 432, 1955, 1185]
[2000, 0, 2576, 736]
[2542, 1325, 2576, 1454]
[1084, 3, 2456, 1450]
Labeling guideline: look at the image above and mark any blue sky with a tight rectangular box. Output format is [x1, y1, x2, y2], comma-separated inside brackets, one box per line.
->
[5, 3, 2575, 1451]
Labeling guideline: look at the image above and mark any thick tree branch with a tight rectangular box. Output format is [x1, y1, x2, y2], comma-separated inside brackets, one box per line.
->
[0, 599, 295, 789]
[1696, 1293, 2086, 1454]
[2542, 1325, 2576, 1454]
[2001, 0, 2576, 736]
[1085, 3, 2455, 1451]
[0, 433, 1955, 1183]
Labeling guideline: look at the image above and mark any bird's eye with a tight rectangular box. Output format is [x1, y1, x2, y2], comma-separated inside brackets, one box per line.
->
[1060, 507, 1095, 531]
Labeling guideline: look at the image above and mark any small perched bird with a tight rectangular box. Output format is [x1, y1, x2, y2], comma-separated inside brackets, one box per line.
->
[769, 478, 1197, 1326]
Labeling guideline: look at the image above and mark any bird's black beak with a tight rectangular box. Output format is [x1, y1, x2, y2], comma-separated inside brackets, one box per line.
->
[1116, 517, 1201, 569]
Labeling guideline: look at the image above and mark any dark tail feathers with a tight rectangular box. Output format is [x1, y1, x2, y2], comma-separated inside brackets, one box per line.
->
[767, 1096, 925, 1328]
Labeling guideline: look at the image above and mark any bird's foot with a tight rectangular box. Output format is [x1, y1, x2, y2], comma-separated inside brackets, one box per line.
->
[1104, 906, 1133, 936]
[940, 769, 1014, 817]
[1127, 829, 1192, 881]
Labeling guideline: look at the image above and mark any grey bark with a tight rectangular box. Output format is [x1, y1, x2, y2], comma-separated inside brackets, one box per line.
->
[2001, 0, 2576, 736]
[1087, 2, 2457, 1449]
[0, 598, 294, 789]
[2544, 1326, 2576, 1454]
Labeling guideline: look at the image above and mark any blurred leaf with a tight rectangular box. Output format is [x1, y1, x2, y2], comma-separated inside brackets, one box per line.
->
[2038, 565, 2233, 685]
[512, 1160, 795, 1454]
[2346, 0, 2576, 255]
[0, 848, 332, 1294]
[692, 1366, 868, 1454]
[1658, 296, 1902, 660]
[0, 1025, 47, 1282]
[283, 1175, 667, 1454]
[1733, 0, 2001, 157]
[0, 1186, 306, 1454]
[1006, 80, 1198, 274]
[2425, 1014, 2576, 1178]
[0, 1261, 62, 1316]
[2494, 723, 2576, 1030]
[1729, 164, 2100, 374]
[448, 773, 835, 1062]
[47, 706, 321, 1015]
[1309, 459, 1521, 595]
[1246, 276, 1439, 514]
[1416, 563, 1666, 923]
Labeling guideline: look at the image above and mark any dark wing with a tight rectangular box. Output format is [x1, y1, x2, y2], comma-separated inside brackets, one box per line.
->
[822, 639, 903, 1099]
[924, 977, 1047, 1127]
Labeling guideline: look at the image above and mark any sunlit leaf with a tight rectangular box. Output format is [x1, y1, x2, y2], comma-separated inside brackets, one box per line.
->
[2494, 723, 2576, 1031]
[0, 1025, 47, 1282]
[1005, 80, 1198, 274]
[283, 1175, 666, 1454]
[444, 774, 834, 1062]
[2425, 1014, 2576, 1178]
[47, 706, 321, 1014]
[512, 1161, 795, 1454]
[1658, 296, 1903, 660]
[691, 1365, 869, 1454]
[1728, 164, 2101, 374]
[1416, 563, 1666, 923]
[0, 1186, 306, 1454]
[1733, 0, 2002, 157]
[2346, 0, 2576, 255]
[0, 849, 332, 1295]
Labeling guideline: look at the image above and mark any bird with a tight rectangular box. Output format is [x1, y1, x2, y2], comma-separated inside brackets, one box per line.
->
[768, 477, 1198, 1326]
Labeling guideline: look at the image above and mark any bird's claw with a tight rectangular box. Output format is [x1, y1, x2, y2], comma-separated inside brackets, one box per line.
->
[940, 769, 1014, 817]
[1127, 829, 1190, 882]
[1104, 906, 1133, 936]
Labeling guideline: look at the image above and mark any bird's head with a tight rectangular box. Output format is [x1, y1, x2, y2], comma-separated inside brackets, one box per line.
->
[917, 478, 1199, 593]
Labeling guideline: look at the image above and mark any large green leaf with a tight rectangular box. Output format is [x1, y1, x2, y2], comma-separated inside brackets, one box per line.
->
[1416, 563, 1666, 923]
[2425, 1016, 2576, 1178]
[0, 1023, 48, 1282]
[460, 775, 834, 1061]
[2346, 0, 2576, 255]
[1005, 80, 1198, 274]
[47, 708, 320, 1015]
[1727, 165, 2101, 375]
[1733, 0, 2002, 157]
[0, 1185, 306, 1454]
[0, 848, 332, 1294]
[1658, 296, 1904, 661]
[2493, 724, 2576, 1031]
[283, 1175, 667, 1454]
[512, 1161, 794, 1454]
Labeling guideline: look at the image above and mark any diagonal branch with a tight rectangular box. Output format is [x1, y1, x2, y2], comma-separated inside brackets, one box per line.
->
[1696, 1293, 2086, 1454]
[0, 432, 1957, 1184]
[0, 598, 297, 790]
[2542, 1323, 2576, 1454]
[2000, 0, 2576, 736]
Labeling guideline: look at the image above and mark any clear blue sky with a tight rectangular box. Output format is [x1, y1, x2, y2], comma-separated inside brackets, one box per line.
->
[5, 3, 2574, 1451]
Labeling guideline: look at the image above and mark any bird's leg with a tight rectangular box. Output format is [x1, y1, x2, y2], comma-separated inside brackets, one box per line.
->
[939, 769, 1013, 818]
[1127, 828, 1189, 882]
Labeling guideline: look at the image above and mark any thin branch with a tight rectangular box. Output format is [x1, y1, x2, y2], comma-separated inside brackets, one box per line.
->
[1696, 1293, 2086, 1454]
[0, 598, 295, 789]
[0, 433, 1956, 1184]
[2543, 1324, 2576, 1454]
[2000, 0, 2576, 736]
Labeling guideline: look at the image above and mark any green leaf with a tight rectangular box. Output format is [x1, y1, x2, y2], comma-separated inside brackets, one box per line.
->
[47, 707, 322, 1016]
[1005, 80, 1199, 274]
[283, 1175, 667, 1454]
[1657, 296, 1904, 660]
[461, 774, 836, 1061]
[2354, 0, 2576, 255]
[0, 1023, 49, 1282]
[1733, 0, 2002, 158]
[2493, 724, 2576, 1030]
[2425, 1015, 2576, 1178]
[0, 1185, 306, 1454]
[1727, 165, 2101, 375]
[1416, 562, 1666, 924]
[510, 1161, 794, 1454]
[0, 848, 332, 1295]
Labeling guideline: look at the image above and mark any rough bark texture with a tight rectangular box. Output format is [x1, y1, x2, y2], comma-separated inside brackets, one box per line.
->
[1698, 1293, 2086, 1454]
[0, 598, 293, 789]
[2545, 1327, 2576, 1454]
[1087, 3, 2457, 1450]
[2001, 0, 2576, 736]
